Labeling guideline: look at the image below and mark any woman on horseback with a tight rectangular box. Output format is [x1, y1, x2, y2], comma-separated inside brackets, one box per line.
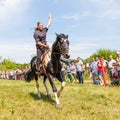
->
[33, 13, 52, 71]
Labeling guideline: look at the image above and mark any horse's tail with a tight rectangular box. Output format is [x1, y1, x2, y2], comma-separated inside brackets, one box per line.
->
[24, 69, 35, 82]
[24, 56, 37, 82]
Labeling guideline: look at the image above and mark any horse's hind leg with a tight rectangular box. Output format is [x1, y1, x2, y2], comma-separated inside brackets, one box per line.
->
[43, 76, 51, 98]
[35, 75, 41, 98]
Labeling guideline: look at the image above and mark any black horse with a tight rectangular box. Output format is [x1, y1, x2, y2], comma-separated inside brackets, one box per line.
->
[25, 33, 70, 108]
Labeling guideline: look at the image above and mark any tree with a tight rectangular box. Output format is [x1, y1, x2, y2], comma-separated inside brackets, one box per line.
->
[2, 58, 17, 70]
[84, 49, 117, 63]
[0, 56, 2, 62]
[0, 58, 30, 70]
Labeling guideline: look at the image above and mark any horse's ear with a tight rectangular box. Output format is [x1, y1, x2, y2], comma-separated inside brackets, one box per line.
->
[66, 35, 68, 38]
[55, 33, 58, 36]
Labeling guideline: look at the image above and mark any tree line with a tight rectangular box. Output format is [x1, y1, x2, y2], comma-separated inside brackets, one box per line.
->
[0, 57, 29, 70]
[84, 49, 118, 63]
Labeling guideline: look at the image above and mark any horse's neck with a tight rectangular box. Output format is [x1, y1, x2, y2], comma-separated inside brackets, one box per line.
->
[51, 52, 62, 73]
[51, 52, 61, 63]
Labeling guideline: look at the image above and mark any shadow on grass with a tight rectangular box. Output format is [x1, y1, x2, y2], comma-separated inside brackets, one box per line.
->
[29, 92, 55, 105]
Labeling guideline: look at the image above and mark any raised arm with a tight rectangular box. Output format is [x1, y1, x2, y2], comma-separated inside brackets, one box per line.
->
[46, 13, 52, 29]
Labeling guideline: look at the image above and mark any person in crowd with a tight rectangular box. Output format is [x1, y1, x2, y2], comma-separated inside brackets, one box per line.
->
[33, 13, 51, 71]
[90, 57, 99, 83]
[9, 70, 14, 80]
[116, 51, 120, 77]
[108, 55, 116, 80]
[76, 57, 84, 84]
[97, 58, 104, 85]
[97, 57, 107, 85]
[69, 61, 77, 82]
[86, 61, 90, 75]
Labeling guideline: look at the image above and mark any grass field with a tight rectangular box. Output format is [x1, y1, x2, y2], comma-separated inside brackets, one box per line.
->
[0, 79, 120, 120]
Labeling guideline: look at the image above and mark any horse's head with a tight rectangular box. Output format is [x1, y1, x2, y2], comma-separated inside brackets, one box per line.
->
[53, 33, 70, 59]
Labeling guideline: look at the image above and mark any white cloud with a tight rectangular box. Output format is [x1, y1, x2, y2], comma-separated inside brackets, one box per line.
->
[0, 37, 54, 63]
[62, 10, 90, 21]
[69, 43, 98, 59]
[61, 0, 120, 21]
[69, 35, 120, 59]
[0, 38, 35, 63]
[91, 0, 120, 19]
[70, 43, 97, 51]
[52, 0, 59, 4]
[101, 9, 120, 20]
[62, 14, 80, 20]
[81, 10, 90, 17]
[0, 0, 30, 25]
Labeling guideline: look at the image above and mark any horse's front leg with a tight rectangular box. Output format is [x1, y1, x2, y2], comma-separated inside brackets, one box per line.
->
[57, 81, 65, 97]
[47, 74, 61, 108]
[57, 73, 66, 97]
[35, 75, 41, 98]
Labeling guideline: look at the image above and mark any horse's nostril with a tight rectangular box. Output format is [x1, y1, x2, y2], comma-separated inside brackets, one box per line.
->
[67, 55, 70, 58]
[65, 54, 70, 59]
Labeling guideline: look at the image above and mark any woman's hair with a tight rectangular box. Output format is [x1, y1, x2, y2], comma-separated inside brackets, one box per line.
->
[35, 22, 43, 30]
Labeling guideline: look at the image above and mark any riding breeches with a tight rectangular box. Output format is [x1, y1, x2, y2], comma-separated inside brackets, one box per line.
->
[36, 48, 45, 68]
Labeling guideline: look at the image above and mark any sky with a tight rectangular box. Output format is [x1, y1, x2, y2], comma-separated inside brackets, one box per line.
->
[0, 0, 120, 63]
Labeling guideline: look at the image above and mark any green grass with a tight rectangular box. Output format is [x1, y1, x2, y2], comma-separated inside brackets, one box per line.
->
[0, 79, 120, 120]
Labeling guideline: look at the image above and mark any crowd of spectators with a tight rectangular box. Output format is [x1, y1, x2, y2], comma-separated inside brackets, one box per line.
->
[88, 52, 120, 85]
[0, 67, 30, 80]
[60, 51, 120, 85]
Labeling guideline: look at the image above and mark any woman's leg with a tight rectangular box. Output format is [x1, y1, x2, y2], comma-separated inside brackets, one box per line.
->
[98, 73, 104, 85]
[36, 49, 42, 71]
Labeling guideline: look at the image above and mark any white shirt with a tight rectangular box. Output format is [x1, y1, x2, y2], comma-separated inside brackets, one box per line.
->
[116, 57, 120, 71]
[76, 60, 83, 71]
[69, 64, 76, 74]
[90, 61, 98, 73]
[108, 59, 116, 69]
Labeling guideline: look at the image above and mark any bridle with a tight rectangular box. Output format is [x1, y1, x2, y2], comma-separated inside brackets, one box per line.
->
[54, 37, 69, 57]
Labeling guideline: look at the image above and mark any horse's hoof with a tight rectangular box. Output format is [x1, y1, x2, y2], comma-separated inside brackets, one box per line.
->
[56, 104, 62, 109]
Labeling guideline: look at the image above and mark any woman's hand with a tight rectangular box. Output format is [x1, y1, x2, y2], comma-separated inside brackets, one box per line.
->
[48, 13, 51, 19]
[46, 13, 52, 28]
[45, 45, 49, 49]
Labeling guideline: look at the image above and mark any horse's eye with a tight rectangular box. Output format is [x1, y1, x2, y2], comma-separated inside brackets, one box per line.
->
[61, 38, 67, 43]
[63, 39, 67, 42]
